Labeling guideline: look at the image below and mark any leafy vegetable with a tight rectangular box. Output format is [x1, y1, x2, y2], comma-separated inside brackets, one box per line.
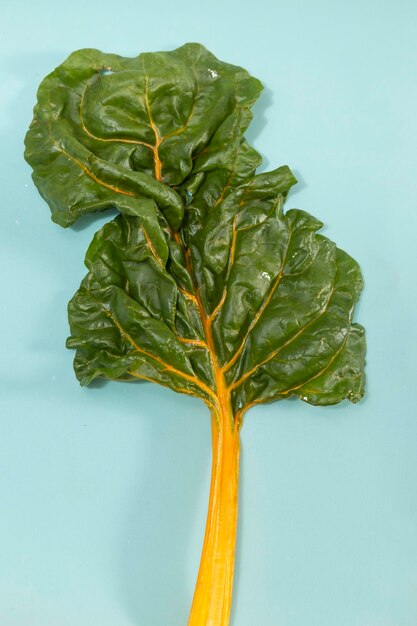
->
[24, 44, 261, 230]
[24, 43, 366, 626]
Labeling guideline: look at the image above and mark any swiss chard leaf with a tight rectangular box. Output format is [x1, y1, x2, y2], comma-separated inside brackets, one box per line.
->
[24, 44, 262, 230]
[25, 43, 365, 422]
[25, 44, 366, 625]
[66, 168, 365, 423]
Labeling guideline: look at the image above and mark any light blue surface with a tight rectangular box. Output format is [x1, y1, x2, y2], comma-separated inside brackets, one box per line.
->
[1, 1, 416, 624]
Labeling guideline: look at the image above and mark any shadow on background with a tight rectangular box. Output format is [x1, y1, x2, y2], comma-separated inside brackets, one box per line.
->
[245, 84, 307, 200]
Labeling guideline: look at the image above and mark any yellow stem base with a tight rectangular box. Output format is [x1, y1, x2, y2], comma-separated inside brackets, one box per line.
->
[188, 415, 240, 626]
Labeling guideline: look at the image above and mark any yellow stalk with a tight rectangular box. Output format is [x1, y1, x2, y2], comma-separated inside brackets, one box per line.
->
[188, 412, 240, 626]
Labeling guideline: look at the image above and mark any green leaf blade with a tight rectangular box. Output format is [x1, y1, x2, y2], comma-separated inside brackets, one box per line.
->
[24, 43, 263, 231]
[25, 43, 365, 419]
[229, 238, 365, 415]
[294, 323, 366, 405]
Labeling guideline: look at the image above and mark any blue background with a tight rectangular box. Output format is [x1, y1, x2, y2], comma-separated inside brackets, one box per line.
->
[1, 1, 416, 624]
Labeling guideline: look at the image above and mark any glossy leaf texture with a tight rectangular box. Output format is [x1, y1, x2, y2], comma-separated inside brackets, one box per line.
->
[24, 43, 262, 230]
[25, 43, 365, 420]
[67, 166, 365, 422]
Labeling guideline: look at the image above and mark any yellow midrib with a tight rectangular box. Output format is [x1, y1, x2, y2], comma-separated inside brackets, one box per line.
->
[178, 236, 233, 427]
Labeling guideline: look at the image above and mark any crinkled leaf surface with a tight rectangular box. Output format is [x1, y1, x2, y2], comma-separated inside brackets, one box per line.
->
[25, 44, 365, 422]
[24, 43, 262, 230]
[66, 167, 365, 422]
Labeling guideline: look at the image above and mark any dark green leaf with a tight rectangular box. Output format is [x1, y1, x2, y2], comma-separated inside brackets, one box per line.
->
[67, 168, 365, 422]
[24, 43, 262, 229]
[25, 43, 365, 422]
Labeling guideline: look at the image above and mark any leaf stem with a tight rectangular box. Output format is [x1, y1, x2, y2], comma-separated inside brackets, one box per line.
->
[173, 229, 241, 625]
[188, 412, 240, 626]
